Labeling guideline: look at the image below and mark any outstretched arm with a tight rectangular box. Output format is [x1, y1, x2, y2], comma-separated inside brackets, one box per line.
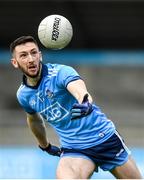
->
[27, 113, 61, 156]
[67, 79, 93, 103]
[67, 79, 93, 119]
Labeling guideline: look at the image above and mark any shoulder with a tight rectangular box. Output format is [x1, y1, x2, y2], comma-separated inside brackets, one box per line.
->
[16, 83, 32, 103]
[16, 83, 36, 114]
[45, 63, 77, 78]
[16, 84, 26, 107]
[45, 63, 74, 71]
[17, 83, 26, 99]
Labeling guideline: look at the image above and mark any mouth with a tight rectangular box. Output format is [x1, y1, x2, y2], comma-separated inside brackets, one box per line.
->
[28, 64, 38, 72]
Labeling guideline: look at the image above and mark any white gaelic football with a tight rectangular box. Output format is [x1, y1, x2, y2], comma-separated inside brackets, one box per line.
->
[38, 14, 73, 49]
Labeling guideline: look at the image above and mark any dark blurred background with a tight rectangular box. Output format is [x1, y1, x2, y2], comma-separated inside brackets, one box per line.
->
[0, 0, 144, 178]
[0, 0, 144, 49]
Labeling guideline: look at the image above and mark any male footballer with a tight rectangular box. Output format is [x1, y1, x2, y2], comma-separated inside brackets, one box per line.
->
[10, 35, 142, 179]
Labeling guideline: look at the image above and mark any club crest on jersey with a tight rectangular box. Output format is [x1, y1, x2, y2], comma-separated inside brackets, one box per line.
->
[46, 89, 54, 98]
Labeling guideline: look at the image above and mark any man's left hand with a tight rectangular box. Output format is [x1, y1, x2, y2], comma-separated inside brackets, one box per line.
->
[71, 94, 93, 120]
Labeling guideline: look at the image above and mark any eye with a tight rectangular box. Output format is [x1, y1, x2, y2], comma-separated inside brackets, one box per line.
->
[20, 53, 27, 58]
[31, 50, 38, 56]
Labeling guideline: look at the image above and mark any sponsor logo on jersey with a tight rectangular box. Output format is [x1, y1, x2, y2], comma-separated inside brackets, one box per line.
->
[40, 102, 69, 123]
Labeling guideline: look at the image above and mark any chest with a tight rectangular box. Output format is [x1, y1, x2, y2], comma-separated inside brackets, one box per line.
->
[28, 79, 72, 124]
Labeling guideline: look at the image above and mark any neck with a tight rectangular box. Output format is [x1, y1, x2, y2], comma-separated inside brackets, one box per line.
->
[26, 64, 42, 86]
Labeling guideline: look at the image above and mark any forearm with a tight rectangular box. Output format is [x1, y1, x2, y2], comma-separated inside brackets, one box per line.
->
[27, 113, 61, 157]
[27, 113, 49, 148]
[67, 79, 93, 103]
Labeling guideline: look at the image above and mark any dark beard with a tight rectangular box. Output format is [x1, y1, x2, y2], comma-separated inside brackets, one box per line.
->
[17, 62, 41, 78]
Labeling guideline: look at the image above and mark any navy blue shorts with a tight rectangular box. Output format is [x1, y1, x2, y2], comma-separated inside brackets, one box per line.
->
[61, 131, 131, 172]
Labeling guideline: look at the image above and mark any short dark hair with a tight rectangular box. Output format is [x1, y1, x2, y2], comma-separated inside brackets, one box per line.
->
[10, 35, 38, 53]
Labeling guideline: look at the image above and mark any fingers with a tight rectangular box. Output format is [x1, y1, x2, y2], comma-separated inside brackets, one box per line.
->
[71, 94, 92, 120]
[71, 108, 81, 120]
[72, 103, 86, 109]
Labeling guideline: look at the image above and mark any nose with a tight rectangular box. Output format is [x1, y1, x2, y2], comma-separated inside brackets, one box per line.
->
[27, 53, 34, 62]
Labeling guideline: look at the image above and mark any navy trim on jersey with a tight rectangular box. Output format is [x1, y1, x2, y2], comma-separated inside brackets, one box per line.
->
[65, 77, 82, 88]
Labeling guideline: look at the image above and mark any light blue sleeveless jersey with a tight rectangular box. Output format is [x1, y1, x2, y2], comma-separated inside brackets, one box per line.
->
[17, 63, 116, 149]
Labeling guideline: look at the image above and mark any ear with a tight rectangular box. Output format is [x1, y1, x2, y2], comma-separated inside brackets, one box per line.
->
[11, 58, 19, 68]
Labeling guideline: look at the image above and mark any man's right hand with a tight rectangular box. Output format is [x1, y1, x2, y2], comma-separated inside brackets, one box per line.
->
[39, 143, 61, 157]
